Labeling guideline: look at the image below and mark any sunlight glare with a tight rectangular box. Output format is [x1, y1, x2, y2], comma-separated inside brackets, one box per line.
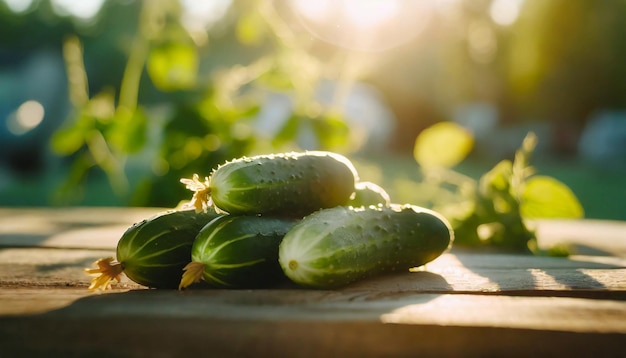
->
[51, 0, 106, 20]
[291, 0, 332, 22]
[180, 0, 232, 46]
[294, 0, 400, 29]
[490, 0, 525, 26]
[7, 100, 45, 135]
[2, 0, 34, 13]
[180, 0, 232, 29]
[290, 0, 432, 51]
[434, 0, 461, 16]
[342, 0, 399, 28]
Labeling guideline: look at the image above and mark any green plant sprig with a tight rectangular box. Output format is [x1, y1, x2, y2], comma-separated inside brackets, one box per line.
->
[413, 122, 583, 255]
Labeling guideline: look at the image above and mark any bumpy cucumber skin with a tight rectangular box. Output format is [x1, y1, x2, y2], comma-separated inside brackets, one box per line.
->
[191, 215, 296, 288]
[209, 151, 358, 217]
[278, 205, 454, 288]
[116, 209, 221, 289]
[348, 181, 391, 208]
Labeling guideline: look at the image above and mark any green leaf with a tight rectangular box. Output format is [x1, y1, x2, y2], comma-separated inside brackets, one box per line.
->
[271, 114, 300, 147]
[147, 42, 198, 91]
[236, 11, 266, 46]
[109, 107, 148, 154]
[87, 90, 116, 122]
[521, 175, 584, 219]
[51, 123, 86, 155]
[414, 121, 474, 169]
[126, 108, 148, 153]
[50, 112, 98, 155]
[257, 66, 294, 91]
[479, 159, 512, 197]
[311, 114, 350, 150]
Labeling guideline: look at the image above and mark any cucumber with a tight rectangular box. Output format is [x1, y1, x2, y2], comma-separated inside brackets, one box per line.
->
[278, 204, 454, 288]
[85, 209, 221, 290]
[348, 181, 391, 208]
[181, 151, 359, 217]
[179, 215, 297, 289]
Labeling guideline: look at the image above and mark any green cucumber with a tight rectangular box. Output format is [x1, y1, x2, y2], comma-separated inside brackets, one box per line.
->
[278, 204, 454, 288]
[179, 215, 296, 289]
[348, 181, 391, 208]
[182, 151, 359, 217]
[86, 209, 221, 290]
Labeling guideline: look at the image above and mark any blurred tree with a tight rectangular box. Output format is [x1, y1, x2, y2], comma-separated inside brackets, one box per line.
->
[508, 0, 626, 153]
[365, 0, 510, 153]
[364, 0, 626, 154]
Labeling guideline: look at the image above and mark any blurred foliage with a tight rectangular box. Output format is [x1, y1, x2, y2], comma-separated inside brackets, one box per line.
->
[29, 0, 355, 206]
[413, 122, 474, 169]
[365, 0, 626, 152]
[413, 122, 583, 254]
[509, 0, 626, 120]
[2, 0, 625, 210]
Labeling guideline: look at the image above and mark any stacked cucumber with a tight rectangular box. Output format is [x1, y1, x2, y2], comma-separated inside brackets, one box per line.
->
[85, 151, 453, 290]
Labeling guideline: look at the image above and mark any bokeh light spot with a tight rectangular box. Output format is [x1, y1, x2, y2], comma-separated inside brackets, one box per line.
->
[468, 21, 497, 64]
[50, 0, 106, 20]
[490, 0, 525, 26]
[3, 0, 34, 13]
[7, 100, 45, 136]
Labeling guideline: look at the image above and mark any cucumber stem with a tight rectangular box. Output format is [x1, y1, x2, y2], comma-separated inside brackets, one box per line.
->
[180, 174, 212, 213]
[179, 261, 205, 290]
[84, 257, 124, 291]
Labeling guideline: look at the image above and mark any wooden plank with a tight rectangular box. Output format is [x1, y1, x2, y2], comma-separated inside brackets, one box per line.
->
[0, 288, 625, 357]
[425, 252, 626, 293]
[0, 248, 122, 288]
[0, 288, 95, 315]
[2, 316, 624, 358]
[1, 248, 624, 294]
[0, 207, 164, 249]
[534, 218, 626, 257]
[2, 288, 625, 333]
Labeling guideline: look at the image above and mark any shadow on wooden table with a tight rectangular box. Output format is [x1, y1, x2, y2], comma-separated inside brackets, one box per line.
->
[0, 271, 455, 357]
[452, 250, 626, 299]
[2, 269, 626, 357]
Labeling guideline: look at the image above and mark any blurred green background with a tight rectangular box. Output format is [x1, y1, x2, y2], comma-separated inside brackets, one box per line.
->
[1, 0, 625, 221]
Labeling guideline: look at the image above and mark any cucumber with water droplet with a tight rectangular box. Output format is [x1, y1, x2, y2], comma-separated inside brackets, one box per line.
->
[181, 151, 359, 217]
[179, 215, 296, 289]
[85, 209, 221, 290]
[278, 204, 454, 288]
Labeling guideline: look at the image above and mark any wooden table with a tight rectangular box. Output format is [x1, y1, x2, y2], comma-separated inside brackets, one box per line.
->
[0, 207, 625, 357]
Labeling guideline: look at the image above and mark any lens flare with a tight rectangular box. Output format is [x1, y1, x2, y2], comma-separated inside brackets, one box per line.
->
[290, 0, 432, 52]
